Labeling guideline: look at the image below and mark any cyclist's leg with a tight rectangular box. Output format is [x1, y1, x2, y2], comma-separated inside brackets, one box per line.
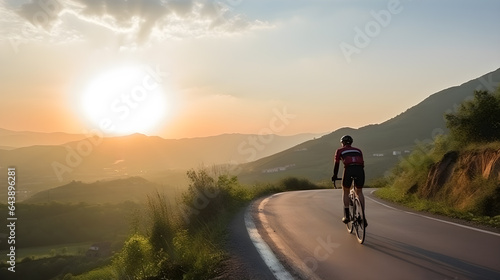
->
[352, 165, 367, 227]
[341, 170, 353, 222]
[341, 169, 353, 208]
[342, 186, 351, 208]
[352, 166, 365, 209]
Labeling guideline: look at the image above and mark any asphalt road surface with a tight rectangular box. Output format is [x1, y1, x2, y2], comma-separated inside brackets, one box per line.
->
[252, 189, 500, 280]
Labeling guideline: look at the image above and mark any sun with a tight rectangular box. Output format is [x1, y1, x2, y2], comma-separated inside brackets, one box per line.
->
[79, 65, 170, 135]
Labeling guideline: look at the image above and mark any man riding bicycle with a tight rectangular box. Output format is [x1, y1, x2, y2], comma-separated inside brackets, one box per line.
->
[332, 135, 367, 226]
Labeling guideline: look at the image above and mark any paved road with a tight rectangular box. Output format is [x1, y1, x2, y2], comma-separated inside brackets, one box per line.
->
[253, 189, 500, 280]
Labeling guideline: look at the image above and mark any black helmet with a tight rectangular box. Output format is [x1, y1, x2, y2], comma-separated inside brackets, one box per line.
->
[340, 135, 353, 145]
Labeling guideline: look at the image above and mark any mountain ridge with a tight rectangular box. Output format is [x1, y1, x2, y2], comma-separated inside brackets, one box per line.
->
[237, 67, 500, 183]
[0, 128, 87, 148]
[0, 131, 324, 200]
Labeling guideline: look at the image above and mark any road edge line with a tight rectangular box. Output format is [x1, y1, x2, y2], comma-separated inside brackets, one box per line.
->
[244, 199, 295, 280]
[368, 190, 500, 237]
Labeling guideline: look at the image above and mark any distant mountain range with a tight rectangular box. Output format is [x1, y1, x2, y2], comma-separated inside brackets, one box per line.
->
[0, 131, 323, 201]
[237, 67, 500, 184]
[0, 128, 87, 150]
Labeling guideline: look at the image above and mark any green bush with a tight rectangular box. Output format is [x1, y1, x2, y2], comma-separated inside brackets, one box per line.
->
[469, 177, 500, 217]
[113, 234, 158, 279]
[279, 176, 319, 191]
[445, 88, 500, 144]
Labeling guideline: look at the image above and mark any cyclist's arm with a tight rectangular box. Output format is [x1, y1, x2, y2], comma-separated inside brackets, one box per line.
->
[333, 150, 341, 180]
[333, 161, 340, 180]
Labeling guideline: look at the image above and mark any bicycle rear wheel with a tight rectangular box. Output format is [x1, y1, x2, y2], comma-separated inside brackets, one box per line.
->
[346, 203, 354, 233]
[353, 198, 366, 244]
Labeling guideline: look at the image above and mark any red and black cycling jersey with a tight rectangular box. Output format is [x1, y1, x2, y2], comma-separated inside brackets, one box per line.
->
[334, 145, 364, 167]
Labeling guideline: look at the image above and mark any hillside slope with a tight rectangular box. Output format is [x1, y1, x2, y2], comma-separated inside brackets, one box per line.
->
[418, 147, 500, 215]
[238, 67, 500, 183]
[24, 177, 161, 204]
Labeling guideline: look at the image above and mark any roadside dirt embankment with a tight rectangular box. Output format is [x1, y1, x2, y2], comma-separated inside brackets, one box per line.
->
[419, 148, 500, 214]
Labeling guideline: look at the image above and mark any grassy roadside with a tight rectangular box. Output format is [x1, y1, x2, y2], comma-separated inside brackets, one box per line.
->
[371, 140, 500, 229]
[68, 171, 325, 280]
[375, 183, 500, 228]
[374, 184, 500, 228]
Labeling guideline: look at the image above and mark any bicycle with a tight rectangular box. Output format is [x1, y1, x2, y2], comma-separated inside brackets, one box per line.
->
[333, 178, 366, 244]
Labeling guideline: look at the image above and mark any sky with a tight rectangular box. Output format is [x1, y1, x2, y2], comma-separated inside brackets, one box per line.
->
[0, 0, 499, 139]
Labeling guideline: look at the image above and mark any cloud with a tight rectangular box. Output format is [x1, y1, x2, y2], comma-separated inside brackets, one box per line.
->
[0, 1, 82, 50]
[1, 0, 269, 47]
[16, 0, 64, 30]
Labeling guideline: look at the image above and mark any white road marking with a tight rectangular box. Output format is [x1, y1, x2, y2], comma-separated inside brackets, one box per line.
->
[244, 199, 295, 280]
[367, 190, 399, 211]
[368, 190, 500, 237]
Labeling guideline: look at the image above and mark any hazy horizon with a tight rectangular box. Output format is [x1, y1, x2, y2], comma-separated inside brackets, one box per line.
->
[0, 126, 329, 140]
[1, 0, 499, 139]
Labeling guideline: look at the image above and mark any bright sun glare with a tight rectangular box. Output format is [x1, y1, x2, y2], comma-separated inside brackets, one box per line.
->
[80, 66, 169, 135]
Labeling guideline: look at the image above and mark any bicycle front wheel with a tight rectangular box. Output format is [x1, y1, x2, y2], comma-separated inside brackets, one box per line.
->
[353, 198, 366, 244]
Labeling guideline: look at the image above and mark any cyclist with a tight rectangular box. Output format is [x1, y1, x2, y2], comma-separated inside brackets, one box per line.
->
[332, 135, 367, 226]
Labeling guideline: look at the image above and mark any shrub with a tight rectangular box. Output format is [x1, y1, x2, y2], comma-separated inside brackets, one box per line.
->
[113, 234, 158, 279]
[181, 168, 251, 227]
[470, 178, 500, 216]
[279, 177, 319, 191]
[445, 88, 500, 144]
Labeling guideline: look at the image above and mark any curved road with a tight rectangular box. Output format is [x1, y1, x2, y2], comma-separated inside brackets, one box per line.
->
[251, 189, 500, 280]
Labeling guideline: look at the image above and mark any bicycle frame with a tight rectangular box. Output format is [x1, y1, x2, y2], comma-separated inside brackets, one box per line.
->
[333, 178, 366, 244]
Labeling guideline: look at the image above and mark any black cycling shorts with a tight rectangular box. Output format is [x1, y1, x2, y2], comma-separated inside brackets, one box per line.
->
[342, 165, 365, 188]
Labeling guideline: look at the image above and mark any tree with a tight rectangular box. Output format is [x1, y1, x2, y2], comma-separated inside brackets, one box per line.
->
[445, 88, 500, 144]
